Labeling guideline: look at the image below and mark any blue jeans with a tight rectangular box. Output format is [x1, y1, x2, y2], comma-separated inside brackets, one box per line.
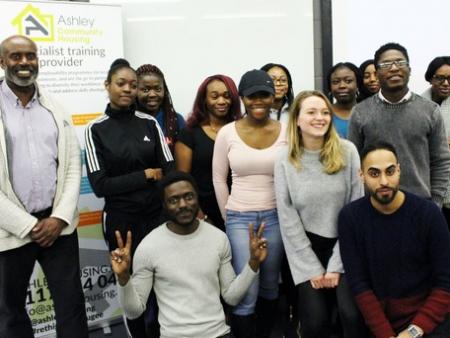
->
[226, 209, 284, 315]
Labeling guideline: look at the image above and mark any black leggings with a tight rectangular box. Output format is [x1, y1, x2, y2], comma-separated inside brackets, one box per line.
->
[297, 275, 369, 338]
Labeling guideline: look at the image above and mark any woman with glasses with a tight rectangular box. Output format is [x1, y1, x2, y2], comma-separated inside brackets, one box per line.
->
[274, 90, 368, 338]
[261, 63, 294, 124]
[422, 56, 450, 228]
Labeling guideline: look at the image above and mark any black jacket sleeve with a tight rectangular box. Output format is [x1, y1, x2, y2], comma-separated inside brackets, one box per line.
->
[84, 122, 149, 198]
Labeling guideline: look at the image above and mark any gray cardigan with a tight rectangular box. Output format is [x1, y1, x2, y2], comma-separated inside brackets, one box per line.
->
[274, 139, 363, 285]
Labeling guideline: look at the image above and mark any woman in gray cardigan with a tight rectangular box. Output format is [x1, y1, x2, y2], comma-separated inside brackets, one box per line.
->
[274, 90, 368, 338]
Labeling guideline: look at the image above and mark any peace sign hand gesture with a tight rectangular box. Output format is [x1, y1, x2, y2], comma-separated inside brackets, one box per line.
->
[248, 223, 268, 272]
[110, 230, 132, 286]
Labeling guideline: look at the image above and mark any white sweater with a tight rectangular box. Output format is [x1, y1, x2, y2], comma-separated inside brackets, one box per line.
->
[119, 221, 258, 338]
[0, 79, 81, 252]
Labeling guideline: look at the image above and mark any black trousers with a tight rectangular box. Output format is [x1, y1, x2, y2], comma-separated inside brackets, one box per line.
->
[103, 209, 162, 338]
[0, 231, 88, 338]
[297, 232, 369, 338]
[297, 276, 369, 338]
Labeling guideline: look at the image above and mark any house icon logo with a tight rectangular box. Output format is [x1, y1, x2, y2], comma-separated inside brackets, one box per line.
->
[11, 4, 54, 42]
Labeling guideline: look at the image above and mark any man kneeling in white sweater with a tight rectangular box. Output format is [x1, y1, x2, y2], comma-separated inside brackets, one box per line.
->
[111, 171, 267, 338]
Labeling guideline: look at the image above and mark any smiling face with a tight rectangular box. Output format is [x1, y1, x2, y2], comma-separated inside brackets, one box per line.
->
[361, 149, 400, 206]
[205, 79, 231, 119]
[330, 66, 358, 104]
[376, 49, 410, 94]
[297, 95, 331, 142]
[137, 73, 165, 114]
[267, 66, 289, 100]
[430, 64, 450, 102]
[105, 67, 137, 110]
[0, 36, 39, 88]
[164, 180, 199, 227]
[363, 63, 380, 94]
[242, 91, 274, 121]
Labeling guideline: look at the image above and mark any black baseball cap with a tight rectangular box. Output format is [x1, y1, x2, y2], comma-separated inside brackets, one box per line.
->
[238, 69, 275, 97]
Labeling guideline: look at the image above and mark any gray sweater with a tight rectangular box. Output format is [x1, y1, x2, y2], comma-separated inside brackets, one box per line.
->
[348, 93, 450, 204]
[118, 221, 257, 338]
[274, 140, 363, 285]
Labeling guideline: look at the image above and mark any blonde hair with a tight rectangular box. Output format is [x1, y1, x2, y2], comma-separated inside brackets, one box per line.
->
[287, 90, 345, 174]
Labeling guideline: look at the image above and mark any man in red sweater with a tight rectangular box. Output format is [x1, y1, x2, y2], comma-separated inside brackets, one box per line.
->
[338, 141, 450, 338]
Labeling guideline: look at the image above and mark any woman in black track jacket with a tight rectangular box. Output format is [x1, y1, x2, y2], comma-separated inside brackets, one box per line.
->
[84, 59, 173, 338]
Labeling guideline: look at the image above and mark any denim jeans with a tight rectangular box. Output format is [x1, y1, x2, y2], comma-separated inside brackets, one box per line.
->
[226, 208, 284, 315]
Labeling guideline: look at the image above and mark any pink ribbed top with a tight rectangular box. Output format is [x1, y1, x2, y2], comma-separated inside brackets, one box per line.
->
[212, 121, 287, 219]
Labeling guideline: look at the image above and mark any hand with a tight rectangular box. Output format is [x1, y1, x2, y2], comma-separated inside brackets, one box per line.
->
[310, 275, 325, 289]
[110, 231, 132, 286]
[30, 217, 66, 247]
[196, 210, 214, 225]
[396, 325, 424, 338]
[396, 330, 413, 338]
[248, 223, 267, 272]
[323, 272, 340, 288]
[144, 168, 163, 181]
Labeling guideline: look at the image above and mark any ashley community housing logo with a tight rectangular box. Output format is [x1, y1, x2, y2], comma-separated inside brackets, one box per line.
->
[11, 4, 55, 42]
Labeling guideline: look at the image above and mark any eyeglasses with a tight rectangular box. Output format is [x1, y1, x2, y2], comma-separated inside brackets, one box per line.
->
[270, 77, 288, 85]
[377, 60, 409, 70]
[432, 75, 450, 84]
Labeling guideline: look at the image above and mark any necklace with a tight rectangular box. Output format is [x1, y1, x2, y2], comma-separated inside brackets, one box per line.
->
[209, 122, 220, 133]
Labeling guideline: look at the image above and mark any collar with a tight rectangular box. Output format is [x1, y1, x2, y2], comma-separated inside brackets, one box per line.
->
[105, 103, 136, 118]
[378, 89, 412, 104]
[0, 80, 38, 108]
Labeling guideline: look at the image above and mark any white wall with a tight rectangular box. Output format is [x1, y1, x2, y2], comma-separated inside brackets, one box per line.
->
[332, 0, 450, 94]
[91, 0, 315, 116]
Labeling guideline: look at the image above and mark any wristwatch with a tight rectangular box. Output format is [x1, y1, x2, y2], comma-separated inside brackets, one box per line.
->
[407, 325, 423, 338]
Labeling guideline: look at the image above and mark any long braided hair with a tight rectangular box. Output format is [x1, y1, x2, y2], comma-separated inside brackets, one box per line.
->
[136, 64, 179, 147]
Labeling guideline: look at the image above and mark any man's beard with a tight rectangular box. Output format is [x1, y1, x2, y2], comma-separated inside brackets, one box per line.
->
[168, 205, 199, 227]
[370, 186, 399, 205]
[5, 66, 38, 87]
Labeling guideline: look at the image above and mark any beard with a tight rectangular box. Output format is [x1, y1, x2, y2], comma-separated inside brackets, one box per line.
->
[167, 205, 199, 227]
[370, 186, 399, 205]
[5, 66, 38, 88]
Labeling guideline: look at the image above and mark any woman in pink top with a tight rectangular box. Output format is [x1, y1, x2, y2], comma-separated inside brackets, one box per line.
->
[213, 69, 286, 338]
